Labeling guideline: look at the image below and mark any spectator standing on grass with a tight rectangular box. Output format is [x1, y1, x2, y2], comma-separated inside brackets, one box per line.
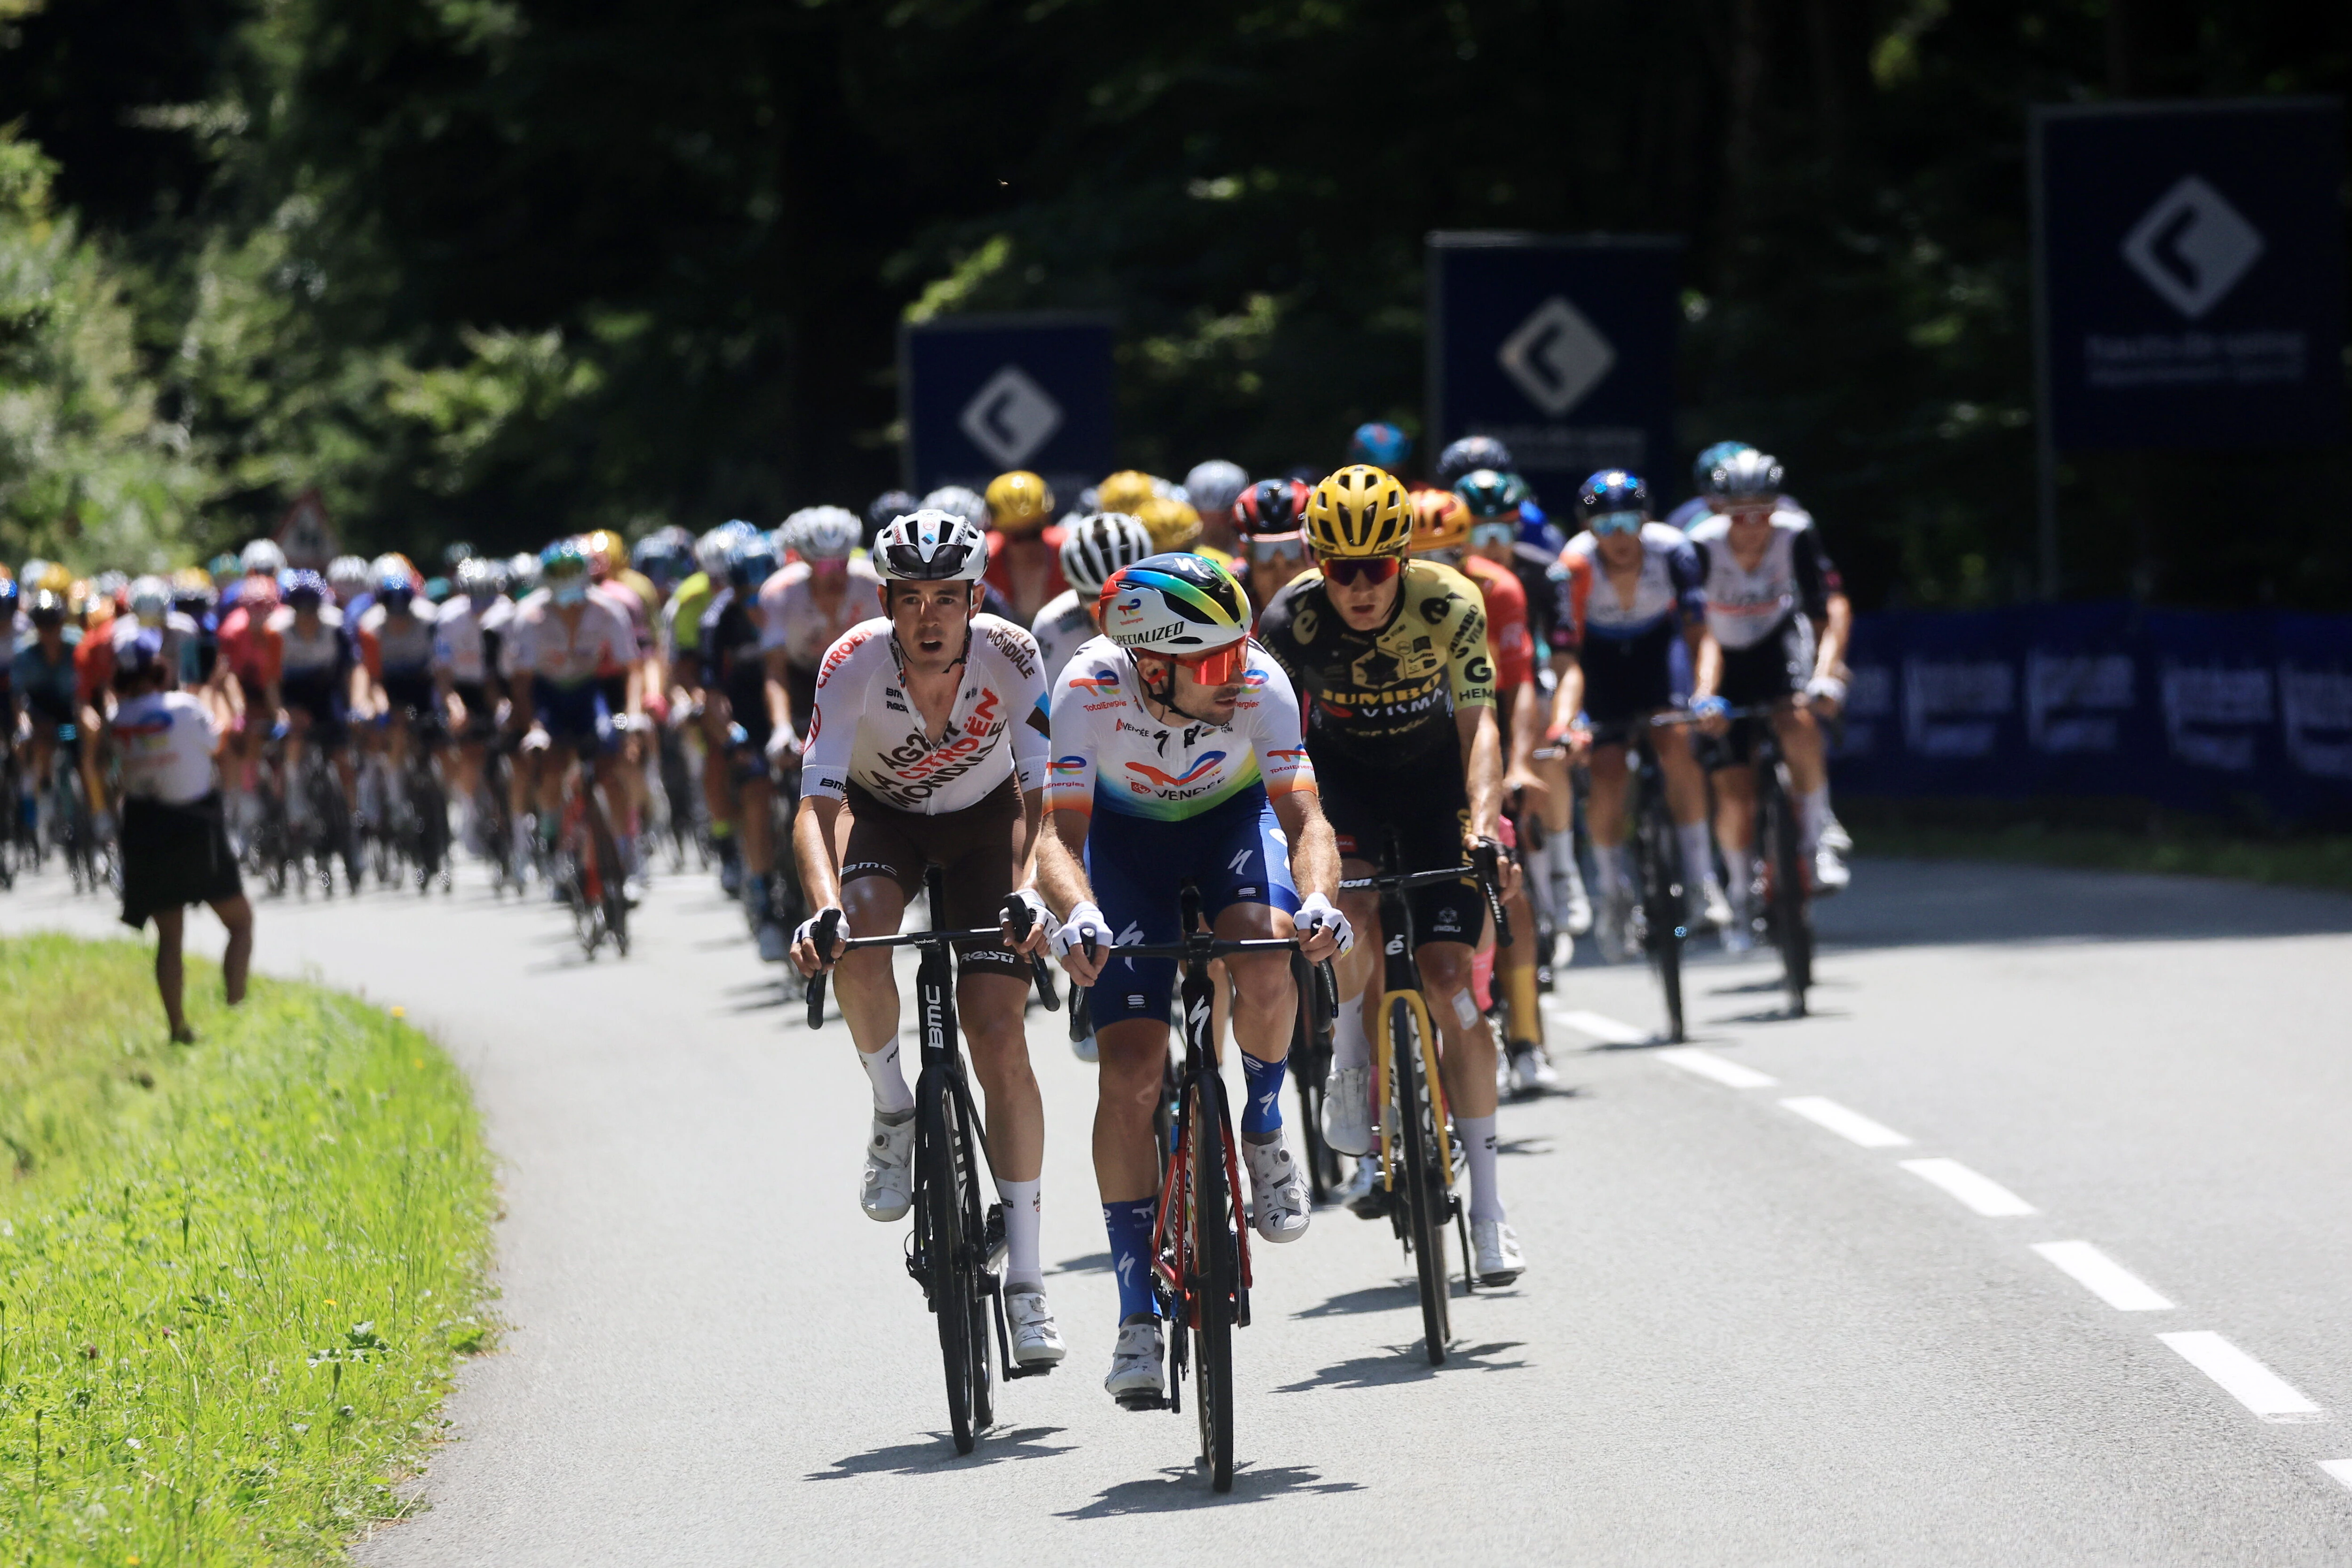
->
[107, 629, 253, 1043]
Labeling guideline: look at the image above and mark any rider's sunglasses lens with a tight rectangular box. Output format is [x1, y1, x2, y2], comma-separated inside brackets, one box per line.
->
[1319, 555, 1401, 587]
[1589, 512, 1644, 536]
[1178, 645, 1243, 686]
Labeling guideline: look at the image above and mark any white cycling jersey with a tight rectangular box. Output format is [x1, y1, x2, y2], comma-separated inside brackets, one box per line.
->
[755, 557, 881, 669]
[802, 614, 1049, 814]
[1044, 634, 1316, 823]
[1557, 523, 1707, 640]
[433, 595, 490, 684]
[1029, 588, 1094, 682]
[267, 603, 350, 677]
[499, 589, 636, 687]
[1684, 509, 1841, 651]
[358, 599, 437, 674]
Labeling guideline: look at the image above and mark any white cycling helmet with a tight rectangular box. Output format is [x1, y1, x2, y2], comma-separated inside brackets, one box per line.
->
[872, 508, 989, 582]
[240, 538, 287, 576]
[787, 505, 862, 562]
[507, 551, 541, 595]
[1182, 460, 1250, 518]
[1057, 511, 1153, 596]
[128, 574, 172, 626]
[919, 486, 988, 530]
[327, 554, 371, 596]
[695, 520, 756, 580]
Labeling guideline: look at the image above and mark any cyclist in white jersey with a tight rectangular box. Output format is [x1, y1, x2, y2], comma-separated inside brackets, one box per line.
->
[756, 506, 876, 753]
[1685, 450, 1852, 925]
[355, 567, 441, 827]
[1549, 470, 1730, 956]
[432, 557, 502, 853]
[1035, 552, 1348, 1404]
[1029, 511, 1152, 684]
[787, 509, 1065, 1370]
[500, 541, 640, 890]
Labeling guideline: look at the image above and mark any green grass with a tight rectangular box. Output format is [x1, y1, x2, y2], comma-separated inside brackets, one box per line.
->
[1841, 800, 2352, 894]
[0, 934, 496, 1566]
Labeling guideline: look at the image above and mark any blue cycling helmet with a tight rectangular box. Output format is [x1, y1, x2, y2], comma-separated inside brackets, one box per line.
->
[0, 575, 17, 607]
[376, 568, 416, 612]
[727, 534, 781, 590]
[1692, 441, 1755, 492]
[1347, 421, 1412, 472]
[283, 569, 332, 609]
[1577, 470, 1651, 528]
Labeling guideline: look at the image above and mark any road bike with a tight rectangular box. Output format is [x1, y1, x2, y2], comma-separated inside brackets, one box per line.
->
[1338, 844, 1508, 1364]
[802, 869, 1061, 1454]
[1713, 700, 1815, 1018]
[548, 741, 629, 958]
[1095, 887, 1328, 1491]
[1592, 717, 1689, 1043]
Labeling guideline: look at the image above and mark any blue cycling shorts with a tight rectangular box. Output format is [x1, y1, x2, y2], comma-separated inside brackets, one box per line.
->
[532, 677, 618, 757]
[1083, 785, 1298, 1029]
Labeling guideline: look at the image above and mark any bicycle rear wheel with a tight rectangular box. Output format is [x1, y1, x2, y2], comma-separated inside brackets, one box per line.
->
[1391, 995, 1452, 1364]
[1188, 1068, 1235, 1492]
[920, 1070, 979, 1454]
[1636, 796, 1686, 1043]
[1764, 777, 1812, 1016]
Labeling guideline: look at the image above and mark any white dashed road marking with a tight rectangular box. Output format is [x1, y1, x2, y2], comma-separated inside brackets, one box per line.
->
[1653, 1047, 1776, 1088]
[1552, 1008, 1648, 1045]
[2318, 1459, 2352, 1492]
[1899, 1158, 2038, 1217]
[1780, 1096, 1912, 1148]
[2031, 1242, 2175, 1311]
[2158, 1331, 2324, 1423]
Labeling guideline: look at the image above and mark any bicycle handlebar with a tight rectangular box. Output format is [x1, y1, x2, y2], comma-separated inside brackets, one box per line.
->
[802, 900, 1060, 1029]
[1339, 852, 1513, 948]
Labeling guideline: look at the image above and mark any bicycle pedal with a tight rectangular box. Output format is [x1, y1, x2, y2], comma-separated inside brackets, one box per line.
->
[1004, 1362, 1052, 1380]
[1113, 1392, 1166, 1412]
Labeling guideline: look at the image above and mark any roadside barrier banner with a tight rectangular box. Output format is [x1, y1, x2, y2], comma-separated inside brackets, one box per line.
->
[1832, 603, 2352, 821]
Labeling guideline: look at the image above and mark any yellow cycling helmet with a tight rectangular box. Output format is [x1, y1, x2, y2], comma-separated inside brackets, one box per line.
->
[983, 471, 1057, 537]
[1136, 495, 1203, 552]
[1305, 464, 1414, 557]
[1409, 486, 1471, 556]
[36, 562, 71, 594]
[582, 529, 625, 575]
[1096, 470, 1158, 516]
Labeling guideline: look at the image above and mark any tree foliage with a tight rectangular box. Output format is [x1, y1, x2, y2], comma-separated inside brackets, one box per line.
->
[0, 0, 2343, 605]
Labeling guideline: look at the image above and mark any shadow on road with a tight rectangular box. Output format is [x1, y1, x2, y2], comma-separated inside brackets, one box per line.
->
[1271, 1339, 1529, 1393]
[1056, 1463, 1363, 1517]
[1053, 1251, 1112, 1275]
[806, 1424, 1074, 1480]
[1292, 1281, 1420, 1320]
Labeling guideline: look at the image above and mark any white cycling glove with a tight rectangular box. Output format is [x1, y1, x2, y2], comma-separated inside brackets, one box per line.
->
[765, 727, 802, 764]
[1051, 900, 1109, 961]
[1804, 674, 1848, 707]
[1293, 892, 1354, 956]
[794, 907, 844, 959]
[1003, 888, 1056, 943]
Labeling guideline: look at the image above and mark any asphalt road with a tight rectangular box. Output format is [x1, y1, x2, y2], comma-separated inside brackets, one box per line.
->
[9, 853, 2352, 1565]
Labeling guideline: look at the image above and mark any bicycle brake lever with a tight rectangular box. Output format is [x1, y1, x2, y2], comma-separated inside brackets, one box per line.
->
[804, 907, 842, 1029]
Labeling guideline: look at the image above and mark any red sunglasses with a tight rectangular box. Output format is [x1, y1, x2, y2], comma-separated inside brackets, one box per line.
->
[1317, 553, 1402, 588]
[1169, 644, 1245, 686]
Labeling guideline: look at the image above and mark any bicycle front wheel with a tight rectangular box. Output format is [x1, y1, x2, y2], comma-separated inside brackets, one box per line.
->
[1764, 778, 1812, 1016]
[1636, 799, 1686, 1043]
[1390, 995, 1453, 1364]
[920, 1071, 978, 1454]
[1189, 1070, 1235, 1492]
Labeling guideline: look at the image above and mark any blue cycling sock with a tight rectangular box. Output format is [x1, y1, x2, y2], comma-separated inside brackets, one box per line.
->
[1240, 1052, 1287, 1138]
[1102, 1198, 1159, 1321]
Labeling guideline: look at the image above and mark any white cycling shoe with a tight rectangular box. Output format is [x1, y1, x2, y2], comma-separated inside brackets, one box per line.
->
[1472, 1218, 1526, 1285]
[1554, 861, 1594, 938]
[1595, 888, 1637, 963]
[1693, 877, 1733, 934]
[1813, 844, 1851, 895]
[1321, 1065, 1372, 1157]
[860, 1112, 914, 1222]
[1507, 1043, 1559, 1096]
[1105, 1316, 1165, 1404]
[1005, 1288, 1066, 1367]
[1243, 1136, 1311, 1243]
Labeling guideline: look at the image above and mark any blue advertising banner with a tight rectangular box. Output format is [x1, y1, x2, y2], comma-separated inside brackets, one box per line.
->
[2033, 98, 2345, 450]
[1426, 233, 1680, 506]
[1831, 604, 2352, 822]
[900, 313, 1115, 497]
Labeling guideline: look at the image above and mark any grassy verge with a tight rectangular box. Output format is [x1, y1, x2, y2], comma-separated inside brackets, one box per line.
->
[0, 934, 496, 1565]
[1840, 797, 2352, 894]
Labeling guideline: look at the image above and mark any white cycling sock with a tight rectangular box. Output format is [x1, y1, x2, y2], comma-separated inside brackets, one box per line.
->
[1460, 1114, 1503, 1223]
[1726, 849, 1760, 917]
[1796, 788, 1830, 857]
[1331, 992, 1373, 1073]
[1676, 822, 1716, 890]
[996, 1176, 1042, 1291]
[1592, 842, 1632, 899]
[856, 1039, 914, 1114]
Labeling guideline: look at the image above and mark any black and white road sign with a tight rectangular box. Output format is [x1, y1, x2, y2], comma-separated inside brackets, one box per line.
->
[901, 313, 1114, 493]
[1427, 233, 1680, 505]
[2034, 98, 2344, 450]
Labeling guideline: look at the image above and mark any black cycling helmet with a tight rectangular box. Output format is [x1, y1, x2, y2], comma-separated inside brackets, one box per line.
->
[1235, 478, 1311, 538]
[865, 490, 920, 545]
[1577, 470, 1651, 526]
[1435, 436, 1515, 486]
[1702, 448, 1785, 504]
[1454, 469, 1523, 520]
